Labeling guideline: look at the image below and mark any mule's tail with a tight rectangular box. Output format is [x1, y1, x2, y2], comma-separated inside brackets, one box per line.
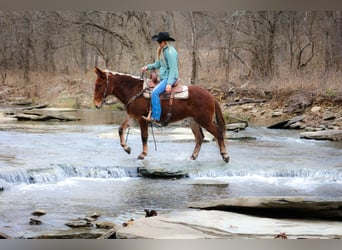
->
[214, 100, 226, 138]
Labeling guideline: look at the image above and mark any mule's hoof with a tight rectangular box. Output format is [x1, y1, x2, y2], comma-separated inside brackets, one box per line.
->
[191, 155, 197, 160]
[223, 155, 230, 163]
[125, 147, 131, 154]
[137, 152, 147, 160]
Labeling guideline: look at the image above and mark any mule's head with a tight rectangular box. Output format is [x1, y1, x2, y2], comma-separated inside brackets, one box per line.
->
[93, 67, 108, 109]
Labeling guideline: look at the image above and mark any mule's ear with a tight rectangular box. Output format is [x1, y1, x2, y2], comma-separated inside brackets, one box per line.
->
[94, 67, 105, 79]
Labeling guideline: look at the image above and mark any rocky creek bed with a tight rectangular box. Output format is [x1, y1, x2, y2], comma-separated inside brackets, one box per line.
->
[2, 197, 340, 239]
[0, 101, 341, 239]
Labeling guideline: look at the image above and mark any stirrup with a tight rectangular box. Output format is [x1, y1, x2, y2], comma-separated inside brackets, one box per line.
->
[142, 116, 161, 127]
[142, 110, 151, 121]
[142, 115, 153, 123]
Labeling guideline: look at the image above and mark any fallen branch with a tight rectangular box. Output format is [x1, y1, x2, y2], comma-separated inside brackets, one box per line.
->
[225, 98, 267, 107]
[21, 103, 50, 110]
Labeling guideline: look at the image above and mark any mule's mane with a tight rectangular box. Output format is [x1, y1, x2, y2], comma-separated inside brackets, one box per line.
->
[104, 70, 141, 80]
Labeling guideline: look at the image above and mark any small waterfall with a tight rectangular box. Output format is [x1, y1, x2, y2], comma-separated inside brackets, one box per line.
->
[0, 168, 61, 184]
[57, 164, 137, 179]
[0, 164, 138, 186]
[190, 168, 342, 183]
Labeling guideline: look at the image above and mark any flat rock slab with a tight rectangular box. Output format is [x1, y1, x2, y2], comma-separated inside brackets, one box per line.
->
[188, 196, 342, 220]
[12, 110, 80, 122]
[115, 210, 342, 239]
[268, 115, 306, 129]
[226, 122, 248, 131]
[300, 130, 342, 141]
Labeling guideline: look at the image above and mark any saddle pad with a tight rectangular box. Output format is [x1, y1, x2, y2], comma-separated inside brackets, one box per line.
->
[143, 81, 189, 99]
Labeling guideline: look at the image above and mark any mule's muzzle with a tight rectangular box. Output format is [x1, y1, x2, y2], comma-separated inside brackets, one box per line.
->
[94, 100, 104, 109]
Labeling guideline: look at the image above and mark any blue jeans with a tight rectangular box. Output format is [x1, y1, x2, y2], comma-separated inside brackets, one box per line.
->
[151, 78, 177, 121]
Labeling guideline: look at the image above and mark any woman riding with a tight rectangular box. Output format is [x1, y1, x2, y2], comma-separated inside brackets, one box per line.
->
[141, 32, 179, 125]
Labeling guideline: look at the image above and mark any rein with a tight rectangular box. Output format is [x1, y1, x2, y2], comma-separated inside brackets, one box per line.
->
[102, 71, 158, 151]
[124, 71, 149, 109]
[125, 86, 149, 110]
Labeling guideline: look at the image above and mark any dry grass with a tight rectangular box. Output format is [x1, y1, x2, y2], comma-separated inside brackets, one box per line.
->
[1, 70, 95, 107]
[1, 47, 341, 109]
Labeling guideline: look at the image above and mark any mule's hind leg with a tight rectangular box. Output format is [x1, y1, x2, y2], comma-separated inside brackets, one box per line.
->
[137, 118, 149, 160]
[199, 121, 229, 163]
[190, 120, 204, 160]
[209, 122, 229, 162]
[118, 117, 131, 154]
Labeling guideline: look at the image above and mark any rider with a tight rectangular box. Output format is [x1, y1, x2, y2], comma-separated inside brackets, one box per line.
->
[141, 32, 178, 125]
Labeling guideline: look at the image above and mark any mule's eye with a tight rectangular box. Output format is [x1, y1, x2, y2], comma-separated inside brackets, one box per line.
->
[95, 82, 103, 90]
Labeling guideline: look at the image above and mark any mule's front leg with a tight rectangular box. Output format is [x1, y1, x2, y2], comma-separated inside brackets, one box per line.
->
[118, 118, 131, 154]
[137, 119, 149, 160]
[190, 121, 204, 160]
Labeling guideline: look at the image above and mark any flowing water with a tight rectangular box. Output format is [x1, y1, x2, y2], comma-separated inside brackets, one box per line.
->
[0, 108, 341, 238]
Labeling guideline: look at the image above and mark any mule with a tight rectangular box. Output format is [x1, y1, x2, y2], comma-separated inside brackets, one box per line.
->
[93, 67, 229, 163]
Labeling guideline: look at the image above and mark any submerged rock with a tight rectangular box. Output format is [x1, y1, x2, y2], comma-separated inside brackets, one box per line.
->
[65, 219, 92, 228]
[89, 212, 101, 219]
[29, 218, 42, 225]
[95, 221, 117, 229]
[138, 167, 189, 179]
[31, 210, 46, 216]
[185, 179, 229, 188]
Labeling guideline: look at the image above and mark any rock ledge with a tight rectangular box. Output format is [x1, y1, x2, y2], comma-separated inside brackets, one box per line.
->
[188, 196, 342, 220]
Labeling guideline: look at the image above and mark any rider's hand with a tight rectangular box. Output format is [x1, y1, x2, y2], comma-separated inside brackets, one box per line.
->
[141, 66, 148, 72]
[147, 80, 155, 88]
[166, 84, 172, 92]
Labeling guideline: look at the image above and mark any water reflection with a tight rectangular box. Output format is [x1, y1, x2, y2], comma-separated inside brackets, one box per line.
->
[66, 109, 127, 125]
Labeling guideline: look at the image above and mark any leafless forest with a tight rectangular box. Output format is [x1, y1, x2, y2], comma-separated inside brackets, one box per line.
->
[0, 11, 341, 106]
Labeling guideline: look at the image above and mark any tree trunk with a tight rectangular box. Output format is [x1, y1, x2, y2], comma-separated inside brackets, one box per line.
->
[22, 12, 32, 83]
[79, 12, 88, 75]
[190, 11, 198, 85]
[336, 11, 342, 71]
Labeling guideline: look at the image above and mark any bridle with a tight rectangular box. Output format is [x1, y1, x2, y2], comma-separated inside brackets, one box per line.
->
[102, 71, 110, 104]
[102, 70, 148, 110]
[125, 70, 149, 109]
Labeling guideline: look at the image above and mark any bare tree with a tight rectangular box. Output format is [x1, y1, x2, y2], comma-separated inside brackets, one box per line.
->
[335, 11, 342, 71]
[296, 11, 316, 69]
[0, 10, 341, 89]
[189, 11, 198, 84]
